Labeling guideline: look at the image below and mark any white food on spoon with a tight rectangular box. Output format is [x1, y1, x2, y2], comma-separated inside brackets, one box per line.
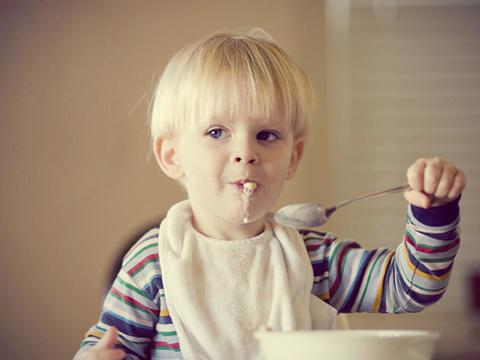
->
[273, 203, 327, 228]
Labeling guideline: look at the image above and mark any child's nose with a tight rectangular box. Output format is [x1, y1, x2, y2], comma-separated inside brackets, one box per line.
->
[233, 154, 259, 164]
[231, 140, 259, 165]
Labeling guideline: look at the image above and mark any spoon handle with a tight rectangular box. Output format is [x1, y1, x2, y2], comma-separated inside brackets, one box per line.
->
[334, 184, 410, 210]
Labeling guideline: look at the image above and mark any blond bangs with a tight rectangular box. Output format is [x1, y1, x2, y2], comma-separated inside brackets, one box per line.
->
[150, 30, 314, 141]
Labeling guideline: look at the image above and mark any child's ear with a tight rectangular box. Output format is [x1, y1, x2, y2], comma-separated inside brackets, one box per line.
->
[153, 136, 184, 180]
[287, 138, 305, 179]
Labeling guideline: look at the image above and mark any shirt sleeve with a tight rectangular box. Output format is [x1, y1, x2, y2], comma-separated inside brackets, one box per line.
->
[303, 198, 461, 313]
[74, 229, 162, 360]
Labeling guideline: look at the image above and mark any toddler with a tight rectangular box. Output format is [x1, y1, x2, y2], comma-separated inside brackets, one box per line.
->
[74, 28, 465, 360]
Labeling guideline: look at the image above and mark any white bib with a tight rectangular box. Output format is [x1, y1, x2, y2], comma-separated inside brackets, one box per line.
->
[158, 200, 336, 360]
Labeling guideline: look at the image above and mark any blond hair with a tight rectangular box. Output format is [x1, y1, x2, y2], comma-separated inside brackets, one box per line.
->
[150, 28, 315, 142]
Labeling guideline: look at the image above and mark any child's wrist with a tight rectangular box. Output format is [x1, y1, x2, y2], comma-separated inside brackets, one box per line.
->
[411, 195, 461, 227]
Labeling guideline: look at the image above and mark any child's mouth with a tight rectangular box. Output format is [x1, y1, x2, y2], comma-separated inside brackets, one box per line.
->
[242, 181, 258, 195]
[231, 180, 259, 194]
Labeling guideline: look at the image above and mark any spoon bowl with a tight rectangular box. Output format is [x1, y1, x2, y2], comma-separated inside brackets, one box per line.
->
[272, 203, 330, 228]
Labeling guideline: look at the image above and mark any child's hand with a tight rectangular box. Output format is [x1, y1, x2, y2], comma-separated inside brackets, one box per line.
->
[403, 158, 465, 208]
[76, 327, 125, 360]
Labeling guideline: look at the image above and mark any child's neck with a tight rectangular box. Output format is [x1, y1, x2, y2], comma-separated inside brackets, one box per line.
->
[191, 214, 265, 240]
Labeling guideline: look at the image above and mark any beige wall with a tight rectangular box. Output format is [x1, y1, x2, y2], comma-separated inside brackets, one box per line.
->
[2, 1, 479, 359]
[0, 1, 326, 359]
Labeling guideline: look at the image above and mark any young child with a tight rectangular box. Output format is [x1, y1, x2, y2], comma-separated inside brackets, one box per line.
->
[74, 29, 465, 360]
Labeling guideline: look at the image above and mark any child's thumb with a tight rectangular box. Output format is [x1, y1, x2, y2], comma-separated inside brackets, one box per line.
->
[403, 189, 431, 209]
[96, 327, 120, 349]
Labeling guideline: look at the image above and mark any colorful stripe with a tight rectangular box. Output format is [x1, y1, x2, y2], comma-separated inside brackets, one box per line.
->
[128, 253, 159, 277]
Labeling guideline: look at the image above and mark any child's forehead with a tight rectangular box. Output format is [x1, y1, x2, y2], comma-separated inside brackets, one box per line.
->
[196, 85, 288, 127]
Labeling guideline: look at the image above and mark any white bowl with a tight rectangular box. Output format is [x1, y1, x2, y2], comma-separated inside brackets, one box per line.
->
[255, 329, 440, 360]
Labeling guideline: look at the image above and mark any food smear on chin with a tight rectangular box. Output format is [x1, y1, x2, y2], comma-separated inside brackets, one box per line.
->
[241, 182, 257, 223]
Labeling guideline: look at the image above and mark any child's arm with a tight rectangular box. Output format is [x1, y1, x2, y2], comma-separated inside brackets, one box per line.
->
[74, 229, 162, 359]
[305, 158, 465, 313]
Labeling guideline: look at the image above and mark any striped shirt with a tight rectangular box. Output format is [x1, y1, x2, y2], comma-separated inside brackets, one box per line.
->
[77, 199, 460, 359]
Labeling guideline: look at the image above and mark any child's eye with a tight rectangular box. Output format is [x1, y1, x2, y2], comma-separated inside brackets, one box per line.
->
[257, 130, 280, 142]
[207, 128, 227, 139]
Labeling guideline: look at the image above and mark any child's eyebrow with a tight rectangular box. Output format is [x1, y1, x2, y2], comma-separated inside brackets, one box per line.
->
[205, 114, 291, 131]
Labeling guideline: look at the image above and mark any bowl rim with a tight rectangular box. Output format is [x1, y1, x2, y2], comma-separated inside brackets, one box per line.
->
[254, 329, 441, 341]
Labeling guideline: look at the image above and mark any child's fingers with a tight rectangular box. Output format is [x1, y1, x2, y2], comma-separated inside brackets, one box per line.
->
[405, 158, 465, 208]
[403, 189, 430, 209]
[99, 349, 125, 360]
[422, 158, 444, 195]
[77, 348, 125, 360]
[406, 158, 426, 192]
[446, 169, 466, 200]
[432, 163, 455, 199]
[88, 349, 125, 360]
[94, 328, 125, 359]
[96, 327, 120, 350]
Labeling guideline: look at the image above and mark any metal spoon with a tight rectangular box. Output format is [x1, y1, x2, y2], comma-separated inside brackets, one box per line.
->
[272, 184, 410, 228]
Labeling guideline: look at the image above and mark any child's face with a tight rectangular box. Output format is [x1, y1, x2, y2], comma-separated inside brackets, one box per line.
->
[157, 114, 304, 239]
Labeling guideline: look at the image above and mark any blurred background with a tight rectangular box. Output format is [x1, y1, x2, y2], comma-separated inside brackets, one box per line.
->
[0, 0, 479, 359]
